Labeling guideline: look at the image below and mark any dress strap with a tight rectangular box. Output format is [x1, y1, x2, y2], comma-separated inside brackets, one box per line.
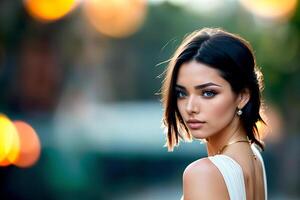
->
[251, 145, 268, 200]
[208, 155, 247, 200]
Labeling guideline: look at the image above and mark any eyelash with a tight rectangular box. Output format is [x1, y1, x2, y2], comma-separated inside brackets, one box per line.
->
[175, 89, 218, 99]
[202, 90, 217, 98]
[176, 90, 187, 99]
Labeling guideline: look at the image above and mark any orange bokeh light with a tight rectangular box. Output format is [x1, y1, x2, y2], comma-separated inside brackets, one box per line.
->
[12, 121, 41, 168]
[0, 159, 11, 167]
[23, 0, 79, 22]
[0, 116, 41, 168]
[83, 0, 147, 38]
[256, 120, 268, 140]
[256, 105, 283, 143]
[239, 0, 298, 22]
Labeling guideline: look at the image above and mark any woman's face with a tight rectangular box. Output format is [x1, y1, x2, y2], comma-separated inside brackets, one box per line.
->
[176, 60, 240, 139]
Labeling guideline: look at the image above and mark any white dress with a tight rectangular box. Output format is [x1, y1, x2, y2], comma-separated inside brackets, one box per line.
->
[208, 145, 268, 200]
[181, 145, 268, 200]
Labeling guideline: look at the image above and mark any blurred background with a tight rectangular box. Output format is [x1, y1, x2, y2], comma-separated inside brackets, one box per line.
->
[0, 0, 299, 199]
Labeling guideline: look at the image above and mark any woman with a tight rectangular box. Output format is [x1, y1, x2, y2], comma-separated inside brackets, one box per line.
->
[161, 28, 267, 199]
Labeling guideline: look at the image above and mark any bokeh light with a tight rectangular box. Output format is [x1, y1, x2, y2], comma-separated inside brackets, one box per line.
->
[257, 105, 283, 142]
[0, 114, 19, 165]
[12, 121, 41, 168]
[239, 0, 298, 22]
[0, 121, 20, 166]
[256, 120, 268, 140]
[83, 0, 147, 38]
[23, 0, 79, 22]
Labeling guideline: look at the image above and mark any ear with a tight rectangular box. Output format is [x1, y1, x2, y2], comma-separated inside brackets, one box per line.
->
[237, 88, 250, 109]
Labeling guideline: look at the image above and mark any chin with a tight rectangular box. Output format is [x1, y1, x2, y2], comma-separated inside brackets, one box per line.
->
[190, 130, 209, 140]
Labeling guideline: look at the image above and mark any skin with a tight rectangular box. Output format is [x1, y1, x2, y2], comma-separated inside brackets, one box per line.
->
[176, 60, 265, 200]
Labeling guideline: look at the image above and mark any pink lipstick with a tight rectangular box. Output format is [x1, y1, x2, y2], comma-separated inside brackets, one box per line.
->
[186, 119, 205, 130]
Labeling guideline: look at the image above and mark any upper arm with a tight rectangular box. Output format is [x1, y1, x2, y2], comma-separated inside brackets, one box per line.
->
[182, 158, 229, 200]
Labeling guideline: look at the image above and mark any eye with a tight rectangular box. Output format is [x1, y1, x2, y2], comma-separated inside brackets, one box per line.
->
[175, 90, 187, 99]
[202, 90, 217, 98]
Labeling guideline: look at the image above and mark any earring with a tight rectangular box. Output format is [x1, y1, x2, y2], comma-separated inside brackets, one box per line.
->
[237, 108, 243, 116]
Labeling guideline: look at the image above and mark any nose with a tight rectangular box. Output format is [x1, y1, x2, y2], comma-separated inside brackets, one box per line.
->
[186, 94, 199, 115]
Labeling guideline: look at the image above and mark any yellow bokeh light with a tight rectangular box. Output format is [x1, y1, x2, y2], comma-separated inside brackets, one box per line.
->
[0, 122, 20, 166]
[23, 0, 79, 22]
[0, 116, 41, 168]
[83, 0, 147, 38]
[239, 0, 298, 22]
[0, 114, 18, 164]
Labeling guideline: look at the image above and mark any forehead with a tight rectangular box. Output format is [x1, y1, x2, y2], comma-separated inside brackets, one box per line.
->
[176, 60, 228, 86]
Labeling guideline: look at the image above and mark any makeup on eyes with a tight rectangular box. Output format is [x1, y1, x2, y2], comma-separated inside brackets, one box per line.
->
[175, 83, 221, 98]
[175, 87, 187, 98]
[202, 90, 218, 98]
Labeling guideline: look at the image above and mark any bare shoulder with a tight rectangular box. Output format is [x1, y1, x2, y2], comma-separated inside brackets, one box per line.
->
[183, 158, 216, 179]
[182, 158, 229, 200]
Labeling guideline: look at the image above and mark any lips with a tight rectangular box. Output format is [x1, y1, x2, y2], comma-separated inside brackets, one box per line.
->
[186, 119, 206, 130]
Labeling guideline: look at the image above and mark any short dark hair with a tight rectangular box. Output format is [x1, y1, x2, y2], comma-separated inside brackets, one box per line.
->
[161, 28, 265, 151]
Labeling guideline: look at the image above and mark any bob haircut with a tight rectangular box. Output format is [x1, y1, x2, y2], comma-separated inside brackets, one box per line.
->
[161, 28, 265, 151]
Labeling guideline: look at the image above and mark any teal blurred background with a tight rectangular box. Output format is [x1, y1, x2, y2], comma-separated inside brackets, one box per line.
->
[0, 0, 299, 199]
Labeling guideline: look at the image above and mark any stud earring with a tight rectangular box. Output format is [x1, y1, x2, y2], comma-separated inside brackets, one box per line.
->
[237, 109, 243, 116]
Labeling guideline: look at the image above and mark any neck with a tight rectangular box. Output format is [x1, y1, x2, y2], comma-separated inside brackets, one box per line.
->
[206, 116, 247, 156]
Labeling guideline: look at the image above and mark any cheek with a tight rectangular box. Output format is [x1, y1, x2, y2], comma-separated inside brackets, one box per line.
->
[177, 100, 185, 116]
[205, 97, 236, 120]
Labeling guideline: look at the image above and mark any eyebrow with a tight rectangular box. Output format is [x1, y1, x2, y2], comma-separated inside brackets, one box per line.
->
[175, 82, 222, 90]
